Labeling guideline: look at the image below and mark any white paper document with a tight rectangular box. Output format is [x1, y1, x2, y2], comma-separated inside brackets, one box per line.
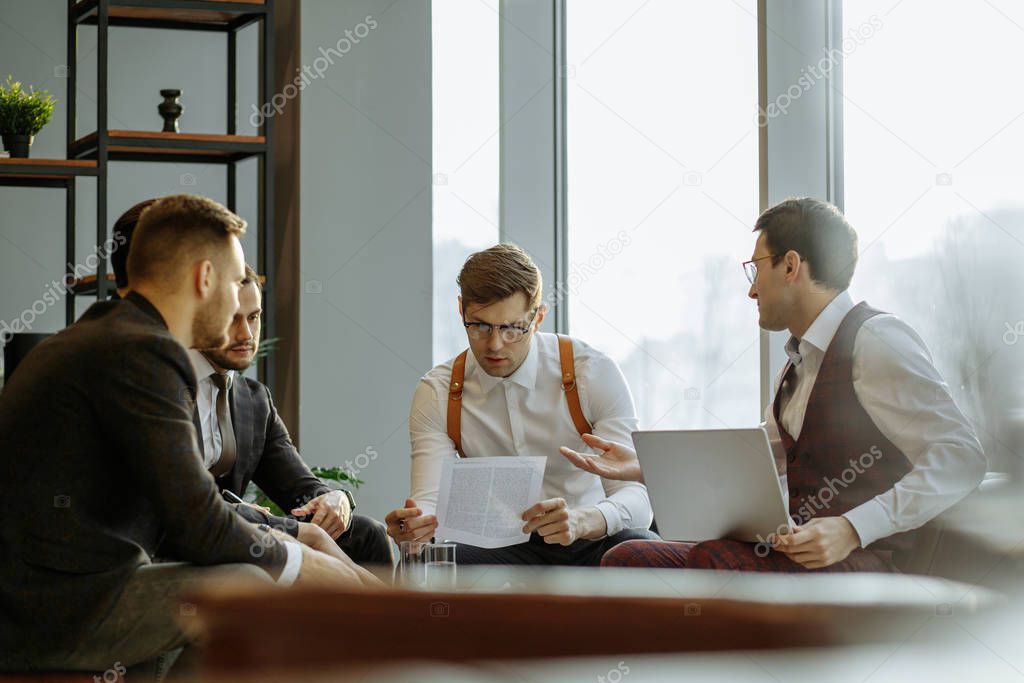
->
[435, 456, 547, 549]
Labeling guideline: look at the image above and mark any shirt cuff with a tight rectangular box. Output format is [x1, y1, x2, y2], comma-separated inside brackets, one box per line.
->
[276, 542, 302, 586]
[842, 498, 893, 548]
[594, 500, 624, 537]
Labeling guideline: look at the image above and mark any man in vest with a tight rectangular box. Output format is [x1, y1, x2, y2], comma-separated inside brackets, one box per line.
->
[565, 198, 986, 572]
[385, 244, 658, 565]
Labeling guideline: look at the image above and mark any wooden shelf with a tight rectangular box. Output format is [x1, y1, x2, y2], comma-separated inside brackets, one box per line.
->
[0, 158, 98, 187]
[70, 130, 266, 164]
[72, 0, 267, 31]
[52, 0, 282, 394]
[67, 273, 116, 296]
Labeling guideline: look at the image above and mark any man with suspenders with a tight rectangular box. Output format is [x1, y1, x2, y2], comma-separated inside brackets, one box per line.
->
[385, 244, 658, 565]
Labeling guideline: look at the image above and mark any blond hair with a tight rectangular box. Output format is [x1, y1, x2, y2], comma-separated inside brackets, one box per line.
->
[457, 243, 542, 309]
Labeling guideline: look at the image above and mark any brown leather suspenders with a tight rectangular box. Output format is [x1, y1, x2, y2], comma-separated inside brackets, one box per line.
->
[447, 334, 592, 458]
[447, 351, 468, 457]
[557, 334, 593, 439]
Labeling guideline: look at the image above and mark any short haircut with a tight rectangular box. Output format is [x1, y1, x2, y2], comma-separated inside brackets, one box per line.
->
[111, 198, 157, 289]
[754, 198, 859, 291]
[242, 263, 263, 294]
[457, 243, 543, 311]
[126, 195, 246, 289]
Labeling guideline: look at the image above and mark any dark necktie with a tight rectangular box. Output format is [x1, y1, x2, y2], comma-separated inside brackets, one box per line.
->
[208, 371, 237, 479]
[778, 359, 799, 413]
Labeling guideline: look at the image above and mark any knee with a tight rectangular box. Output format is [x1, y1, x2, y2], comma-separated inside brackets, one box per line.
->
[365, 516, 391, 546]
[355, 515, 388, 539]
[686, 540, 748, 570]
[343, 515, 394, 565]
[600, 540, 651, 567]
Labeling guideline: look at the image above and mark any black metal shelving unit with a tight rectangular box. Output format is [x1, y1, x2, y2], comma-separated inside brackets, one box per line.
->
[57, 0, 278, 384]
[0, 159, 98, 340]
[1, 0, 278, 386]
[0, 158, 99, 313]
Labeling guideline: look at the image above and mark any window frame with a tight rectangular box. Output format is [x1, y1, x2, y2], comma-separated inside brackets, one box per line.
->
[497, 0, 845, 423]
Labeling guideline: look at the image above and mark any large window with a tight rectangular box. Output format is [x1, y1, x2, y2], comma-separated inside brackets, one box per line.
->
[431, 0, 500, 364]
[842, 0, 1024, 470]
[566, 0, 761, 429]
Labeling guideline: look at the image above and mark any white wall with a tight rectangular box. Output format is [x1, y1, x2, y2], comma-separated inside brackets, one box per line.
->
[299, 0, 433, 522]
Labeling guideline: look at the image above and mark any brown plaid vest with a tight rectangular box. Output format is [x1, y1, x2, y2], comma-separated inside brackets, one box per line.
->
[773, 301, 915, 555]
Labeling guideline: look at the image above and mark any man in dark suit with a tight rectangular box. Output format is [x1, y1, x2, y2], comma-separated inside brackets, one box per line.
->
[189, 265, 392, 566]
[108, 202, 390, 565]
[0, 195, 368, 674]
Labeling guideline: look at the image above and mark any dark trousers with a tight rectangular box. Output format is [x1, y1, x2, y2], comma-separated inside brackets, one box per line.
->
[454, 527, 661, 567]
[339, 514, 394, 566]
[12, 562, 271, 680]
[264, 511, 394, 567]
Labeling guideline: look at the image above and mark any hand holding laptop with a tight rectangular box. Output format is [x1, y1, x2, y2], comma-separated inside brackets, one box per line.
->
[560, 428, 861, 569]
[773, 516, 862, 569]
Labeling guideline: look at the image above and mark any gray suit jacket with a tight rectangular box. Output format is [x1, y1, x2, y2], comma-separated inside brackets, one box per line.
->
[224, 376, 332, 511]
[0, 293, 290, 662]
[193, 375, 332, 534]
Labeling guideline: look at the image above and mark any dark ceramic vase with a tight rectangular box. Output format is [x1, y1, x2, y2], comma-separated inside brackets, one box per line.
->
[158, 89, 184, 133]
[1, 134, 33, 158]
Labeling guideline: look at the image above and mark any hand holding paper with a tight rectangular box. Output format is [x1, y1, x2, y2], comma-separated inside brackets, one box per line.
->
[434, 456, 546, 549]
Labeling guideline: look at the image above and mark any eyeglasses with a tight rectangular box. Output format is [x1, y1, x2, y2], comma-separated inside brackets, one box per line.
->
[463, 309, 538, 344]
[742, 254, 776, 284]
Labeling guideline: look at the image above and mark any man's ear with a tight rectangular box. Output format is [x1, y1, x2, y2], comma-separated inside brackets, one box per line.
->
[783, 250, 803, 283]
[195, 259, 215, 299]
[534, 303, 548, 329]
[457, 295, 463, 318]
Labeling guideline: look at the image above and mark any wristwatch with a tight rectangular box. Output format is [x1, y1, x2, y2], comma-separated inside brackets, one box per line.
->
[339, 488, 356, 512]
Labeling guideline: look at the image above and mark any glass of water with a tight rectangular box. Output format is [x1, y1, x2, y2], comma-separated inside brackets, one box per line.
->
[396, 540, 428, 588]
[424, 543, 457, 590]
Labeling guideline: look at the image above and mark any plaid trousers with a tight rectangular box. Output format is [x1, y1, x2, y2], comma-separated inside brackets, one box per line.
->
[600, 539, 898, 573]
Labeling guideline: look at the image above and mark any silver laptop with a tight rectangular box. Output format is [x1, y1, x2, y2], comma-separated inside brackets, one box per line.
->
[632, 428, 793, 543]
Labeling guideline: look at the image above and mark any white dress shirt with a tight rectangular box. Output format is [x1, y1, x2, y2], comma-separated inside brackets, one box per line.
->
[765, 290, 987, 548]
[188, 349, 232, 470]
[186, 349, 301, 585]
[409, 332, 653, 537]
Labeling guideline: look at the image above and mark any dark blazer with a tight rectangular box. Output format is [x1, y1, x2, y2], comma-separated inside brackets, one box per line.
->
[0, 293, 290, 663]
[196, 375, 331, 529]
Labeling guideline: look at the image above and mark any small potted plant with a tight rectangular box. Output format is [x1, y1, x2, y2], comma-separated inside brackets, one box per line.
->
[0, 76, 56, 158]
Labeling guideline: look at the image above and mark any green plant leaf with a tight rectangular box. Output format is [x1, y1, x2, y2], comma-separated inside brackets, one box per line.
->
[254, 336, 280, 360]
[242, 466, 363, 520]
[311, 465, 364, 489]
[0, 75, 56, 136]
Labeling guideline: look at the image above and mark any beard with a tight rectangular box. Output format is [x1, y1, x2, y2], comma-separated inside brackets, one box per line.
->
[192, 297, 231, 351]
[204, 344, 255, 372]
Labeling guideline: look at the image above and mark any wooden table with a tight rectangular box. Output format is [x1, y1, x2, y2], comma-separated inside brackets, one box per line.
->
[186, 566, 998, 677]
